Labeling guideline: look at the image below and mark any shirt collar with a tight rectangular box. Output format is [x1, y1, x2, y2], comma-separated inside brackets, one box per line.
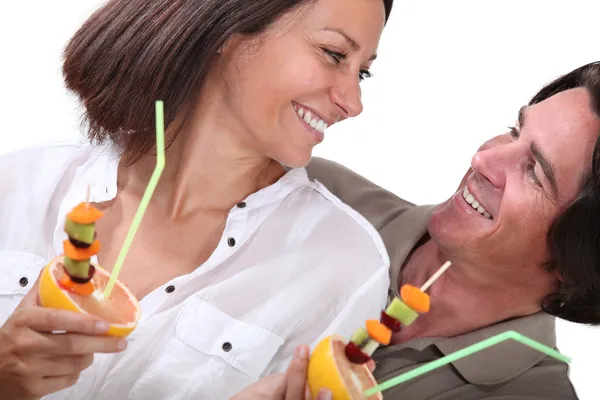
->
[53, 144, 310, 256]
[385, 203, 558, 385]
[434, 312, 556, 384]
[85, 143, 310, 207]
[384, 204, 437, 299]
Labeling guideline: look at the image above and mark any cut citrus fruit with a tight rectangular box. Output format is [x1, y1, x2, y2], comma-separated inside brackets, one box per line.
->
[39, 256, 140, 337]
[307, 335, 382, 400]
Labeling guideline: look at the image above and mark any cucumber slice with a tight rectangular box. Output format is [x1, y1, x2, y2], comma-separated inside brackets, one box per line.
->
[64, 257, 91, 280]
[386, 297, 419, 326]
[350, 327, 370, 346]
[64, 219, 95, 245]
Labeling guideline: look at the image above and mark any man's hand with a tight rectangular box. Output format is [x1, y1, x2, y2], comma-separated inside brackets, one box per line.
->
[0, 276, 127, 400]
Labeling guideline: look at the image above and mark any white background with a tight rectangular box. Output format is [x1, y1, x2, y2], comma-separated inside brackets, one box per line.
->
[1, 1, 598, 398]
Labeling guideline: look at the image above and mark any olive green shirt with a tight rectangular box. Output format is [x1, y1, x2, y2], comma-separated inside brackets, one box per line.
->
[306, 157, 579, 399]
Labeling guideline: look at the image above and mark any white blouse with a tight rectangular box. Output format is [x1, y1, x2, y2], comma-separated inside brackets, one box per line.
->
[0, 141, 390, 400]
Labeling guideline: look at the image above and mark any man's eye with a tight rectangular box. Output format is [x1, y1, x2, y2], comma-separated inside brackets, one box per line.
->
[508, 126, 520, 139]
[527, 163, 542, 188]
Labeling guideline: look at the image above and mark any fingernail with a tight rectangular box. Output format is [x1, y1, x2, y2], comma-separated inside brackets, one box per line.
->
[95, 321, 110, 333]
[117, 339, 128, 350]
[295, 344, 308, 359]
[317, 389, 332, 400]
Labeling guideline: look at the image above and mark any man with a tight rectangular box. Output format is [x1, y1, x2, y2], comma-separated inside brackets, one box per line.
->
[234, 61, 600, 399]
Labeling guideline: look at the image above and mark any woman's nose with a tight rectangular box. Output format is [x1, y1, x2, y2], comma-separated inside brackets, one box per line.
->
[330, 76, 363, 118]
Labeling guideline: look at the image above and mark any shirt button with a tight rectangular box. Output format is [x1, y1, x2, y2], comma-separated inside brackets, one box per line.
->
[228, 238, 236, 247]
[165, 285, 175, 293]
[237, 202, 246, 208]
[222, 342, 233, 352]
[19, 277, 29, 287]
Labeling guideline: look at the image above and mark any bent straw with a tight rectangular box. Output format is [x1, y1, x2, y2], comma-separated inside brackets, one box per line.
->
[104, 101, 166, 298]
[363, 330, 571, 397]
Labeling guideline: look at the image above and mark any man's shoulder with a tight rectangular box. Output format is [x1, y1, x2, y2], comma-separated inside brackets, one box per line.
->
[305, 157, 415, 231]
[497, 357, 580, 399]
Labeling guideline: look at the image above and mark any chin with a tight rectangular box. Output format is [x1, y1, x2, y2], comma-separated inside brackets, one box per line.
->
[275, 146, 314, 169]
[427, 195, 488, 250]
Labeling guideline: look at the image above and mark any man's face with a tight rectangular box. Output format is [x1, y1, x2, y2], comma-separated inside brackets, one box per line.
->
[429, 88, 600, 288]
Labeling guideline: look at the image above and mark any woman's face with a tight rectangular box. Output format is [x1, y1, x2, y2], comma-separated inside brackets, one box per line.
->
[215, 0, 386, 167]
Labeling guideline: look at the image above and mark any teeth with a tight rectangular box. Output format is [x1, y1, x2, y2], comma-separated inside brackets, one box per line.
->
[462, 187, 493, 220]
[296, 106, 328, 134]
[303, 111, 312, 124]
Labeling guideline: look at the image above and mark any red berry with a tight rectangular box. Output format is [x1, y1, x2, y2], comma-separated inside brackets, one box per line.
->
[345, 342, 372, 364]
[380, 310, 402, 332]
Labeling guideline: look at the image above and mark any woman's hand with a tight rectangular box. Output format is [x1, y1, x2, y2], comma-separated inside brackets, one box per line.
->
[0, 276, 126, 400]
[231, 345, 332, 400]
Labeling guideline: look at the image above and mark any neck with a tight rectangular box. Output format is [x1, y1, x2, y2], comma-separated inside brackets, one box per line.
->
[117, 84, 286, 218]
[392, 239, 547, 343]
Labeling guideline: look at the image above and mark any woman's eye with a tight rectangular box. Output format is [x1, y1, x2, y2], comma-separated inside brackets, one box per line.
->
[323, 48, 346, 64]
[322, 48, 372, 82]
[359, 70, 372, 81]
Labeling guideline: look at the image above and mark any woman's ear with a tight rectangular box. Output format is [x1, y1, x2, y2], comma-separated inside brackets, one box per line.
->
[217, 33, 241, 55]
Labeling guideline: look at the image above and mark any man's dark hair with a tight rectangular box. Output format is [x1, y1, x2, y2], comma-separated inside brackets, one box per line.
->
[62, 0, 393, 165]
[532, 62, 600, 325]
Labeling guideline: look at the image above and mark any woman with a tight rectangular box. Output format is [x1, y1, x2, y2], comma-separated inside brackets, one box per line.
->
[0, 0, 393, 399]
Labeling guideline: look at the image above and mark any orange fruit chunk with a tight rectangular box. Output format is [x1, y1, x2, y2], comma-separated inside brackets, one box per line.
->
[366, 320, 392, 346]
[307, 335, 382, 400]
[401, 284, 431, 313]
[67, 202, 104, 224]
[59, 275, 95, 296]
[39, 256, 140, 337]
[63, 239, 100, 261]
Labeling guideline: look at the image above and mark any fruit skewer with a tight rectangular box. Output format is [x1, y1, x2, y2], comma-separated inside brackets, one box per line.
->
[58, 188, 104, 296]
[37, 100, 165, 338]
[345, 261, 452, 365]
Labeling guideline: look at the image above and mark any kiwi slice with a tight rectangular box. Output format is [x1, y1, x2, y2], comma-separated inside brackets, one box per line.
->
[350, 327, 370, 347]
[64, 219, 95, 245]
[386, 298, 419, 326]
[64, 257, 91, 280]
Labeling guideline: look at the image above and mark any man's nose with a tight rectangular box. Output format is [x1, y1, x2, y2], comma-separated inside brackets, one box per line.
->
[330, 75, 363, 118]
[470, 145, 513, 189]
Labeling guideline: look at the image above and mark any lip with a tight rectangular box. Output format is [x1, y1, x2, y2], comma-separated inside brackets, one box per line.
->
[292, 102, 325, 144]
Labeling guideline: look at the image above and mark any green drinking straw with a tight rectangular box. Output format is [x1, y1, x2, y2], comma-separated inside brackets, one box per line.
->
[103, 101, 166, 298]
[363, 330, 571, 397]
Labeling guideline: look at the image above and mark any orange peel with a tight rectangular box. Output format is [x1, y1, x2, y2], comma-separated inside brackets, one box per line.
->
[307, 335, 382, 400]
[39, 256, 140, 338]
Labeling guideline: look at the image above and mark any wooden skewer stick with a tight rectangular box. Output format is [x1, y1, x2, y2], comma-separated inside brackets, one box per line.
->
[85, 184, 91, 206]
[420, 261, 452, 292]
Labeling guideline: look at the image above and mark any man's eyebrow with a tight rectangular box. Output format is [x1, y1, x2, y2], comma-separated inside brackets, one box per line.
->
[531, 142, 559, 201]
[321, 28, 377, 61]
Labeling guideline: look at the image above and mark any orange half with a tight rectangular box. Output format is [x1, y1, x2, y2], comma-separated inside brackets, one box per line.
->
[39, 256, 140, 337]
[307, 335, 382, 400]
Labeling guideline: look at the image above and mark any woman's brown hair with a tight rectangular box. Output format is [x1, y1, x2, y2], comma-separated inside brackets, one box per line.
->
[63, 0, 394, 164]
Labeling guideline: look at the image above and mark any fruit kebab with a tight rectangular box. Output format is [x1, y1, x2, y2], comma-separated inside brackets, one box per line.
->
[345, 261, 453, 366]
[58, 187, 102, 296]
[307, 261, 453, 400]
[38, 100, 166, 338]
